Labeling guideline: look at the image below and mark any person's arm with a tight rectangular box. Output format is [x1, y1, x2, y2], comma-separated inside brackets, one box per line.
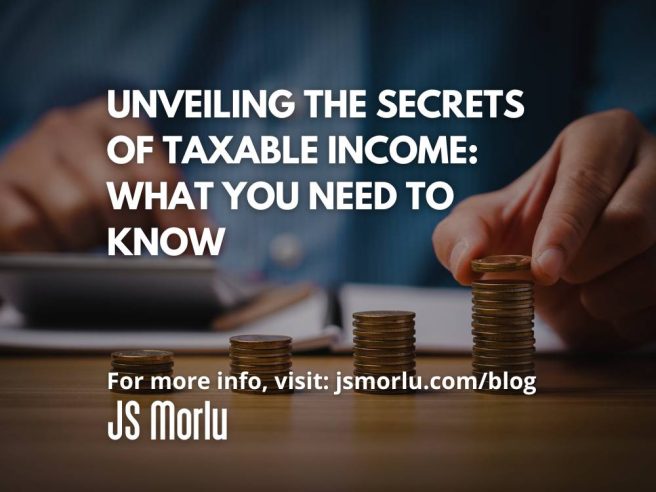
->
[0, 98, 208, 252]
[433, 109, 656, 351]
[433, 1, 656, 351]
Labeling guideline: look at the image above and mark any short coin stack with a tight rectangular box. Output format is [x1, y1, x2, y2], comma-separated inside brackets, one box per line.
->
[470, 255, 535, 393]
[229, 335, 293, 394]
[110, 349, 174, 394]
[352, 311, 416, 394]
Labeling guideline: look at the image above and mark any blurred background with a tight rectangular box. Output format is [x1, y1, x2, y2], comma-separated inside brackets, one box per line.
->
[0, 0, 654, 289]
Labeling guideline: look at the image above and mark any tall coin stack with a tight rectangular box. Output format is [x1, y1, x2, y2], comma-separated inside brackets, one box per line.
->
[352, 311, 416, 394]
[470, 255, 535, 393]
[229, 335, 294, 394]
[110, 349, 174, 394]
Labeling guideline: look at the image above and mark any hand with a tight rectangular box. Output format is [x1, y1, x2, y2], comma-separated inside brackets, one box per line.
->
[433, 109, 656, 350]
[0, 98, 207, 252]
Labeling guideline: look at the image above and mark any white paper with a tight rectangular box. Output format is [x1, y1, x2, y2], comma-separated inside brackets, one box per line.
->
[0, 283, 569, 354]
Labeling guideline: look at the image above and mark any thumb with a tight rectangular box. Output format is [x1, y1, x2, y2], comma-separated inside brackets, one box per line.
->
[433, 191, 505, 284]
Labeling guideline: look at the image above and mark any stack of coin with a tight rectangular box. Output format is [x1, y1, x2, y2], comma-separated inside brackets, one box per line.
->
[229, 335, 293, 394]
[352, 311, 416, 394]
[470, 255, 535, 393]
[110, 349, 174, 394]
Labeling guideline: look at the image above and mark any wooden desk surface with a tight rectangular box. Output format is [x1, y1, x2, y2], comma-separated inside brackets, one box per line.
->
[1, 355, 655, 491]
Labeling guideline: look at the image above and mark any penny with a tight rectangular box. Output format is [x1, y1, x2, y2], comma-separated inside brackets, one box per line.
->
[471, 255, 531, 273]
[353, 311, 416, 322]
[471, 280, 533, 292]
[229, 335, 292, 350]
[111, 349, 173, 364]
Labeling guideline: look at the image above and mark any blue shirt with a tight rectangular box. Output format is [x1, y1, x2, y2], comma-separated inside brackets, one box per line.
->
[1, 1, 654, 286]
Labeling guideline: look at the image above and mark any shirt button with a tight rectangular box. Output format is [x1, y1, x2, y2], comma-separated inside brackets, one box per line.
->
[269, 233, 304, 269]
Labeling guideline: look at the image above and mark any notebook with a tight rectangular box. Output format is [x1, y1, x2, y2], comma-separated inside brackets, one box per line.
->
[0, 254, 566, 353]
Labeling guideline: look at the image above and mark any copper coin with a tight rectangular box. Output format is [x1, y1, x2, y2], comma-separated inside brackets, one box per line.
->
[472, 355, 535, 368]
[229, 355, 291, 365]
[472, 368, 535, 376]
[354, 363, 416, 374]
[112, 370, 173, 379]
[229, 335, 292, 349]
[472, 314, 534, 325]
[352, 329, 416, 340]
[472, 299, 534, 309]
[473, 355, 535, 366]
[471, 255, 531, 273]
[354, 369, 417, 378]
[353, 317, 415, 326]
[353, 347, 416, 358]
[472, 306, 535, 317]
[471, 321, 534, 331]
[472, 280, 533, 292]
[111, 362, 174, 373]
[353, 338, 416, 349]
[473, 340, 536, 350]
[472, 332, 535, 342]
[229, 347, 292, 358]
[473, 346, 535, 356]
[353, 311, 415, 322]
[230, 363, 292, 374]
[472, 325, 534, 334]
[472, 291, 534, 301]
[353, 320, 415, 331]
[354, 355, 416, 365]
[111, 349, 173, 364]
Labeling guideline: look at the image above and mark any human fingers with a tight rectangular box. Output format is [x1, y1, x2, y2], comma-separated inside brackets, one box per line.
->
[90, 105, 210, 232]
[1, 119, 102, 249]
[531, 109, 642, 285]
[565, 131, 656, 283]
[432, 192, 504, 284]
[0, 184, 59, 251]
[433, 145, 557, 284]
[55, 109, 151, 231]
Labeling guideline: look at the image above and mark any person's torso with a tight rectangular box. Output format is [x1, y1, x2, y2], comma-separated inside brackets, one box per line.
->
[0, 0, 599, 286]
